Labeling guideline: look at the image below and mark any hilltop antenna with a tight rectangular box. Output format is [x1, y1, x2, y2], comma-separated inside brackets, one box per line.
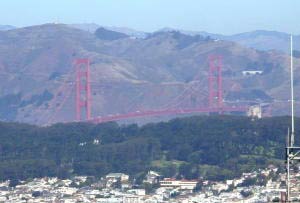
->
[287, 128, 290, 148]
[290, 35, 295, 147]
[285, 34, 300, 202]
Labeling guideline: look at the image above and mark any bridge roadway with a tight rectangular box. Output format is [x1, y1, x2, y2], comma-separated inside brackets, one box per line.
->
[89, 106, 248, 123]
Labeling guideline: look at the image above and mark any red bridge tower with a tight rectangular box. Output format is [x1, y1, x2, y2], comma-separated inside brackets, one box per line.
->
[75, 58, 92, 121]
[208, 55, 223, 109]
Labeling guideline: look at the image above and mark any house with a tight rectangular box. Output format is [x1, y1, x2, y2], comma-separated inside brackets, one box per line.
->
[159, 178, 198, 191]
[211, 182, 229, 194]
[144, 171, 161, 185]
[128, 189, 146, 196]
[105, 173, 130, 188]
[106, 173, 129, 182]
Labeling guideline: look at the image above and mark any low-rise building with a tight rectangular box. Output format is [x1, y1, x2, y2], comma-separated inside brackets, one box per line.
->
[106, 173, 130, 188]
[144, 171, 161, 185]
[211, 182, 229, 194]
[106, 173, 129, 182]
[159, 178, 198, 191]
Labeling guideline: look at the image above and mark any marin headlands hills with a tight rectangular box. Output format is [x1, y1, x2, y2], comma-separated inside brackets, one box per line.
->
[0, 23, 299, 125]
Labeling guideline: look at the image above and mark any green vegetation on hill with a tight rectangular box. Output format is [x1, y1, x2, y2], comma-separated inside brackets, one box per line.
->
[0, 91, 53, 121]
[95, 27, 129, 40]
[0, 115, 292, 181]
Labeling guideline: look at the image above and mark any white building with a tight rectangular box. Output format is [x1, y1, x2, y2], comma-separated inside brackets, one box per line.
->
[242, 70, 263, 76]
[247, 105, 262, 118]
[211, 182, 229, 193]
[128, 189, 146, 196]
[159, 178, 198, 191]
[106, 173, 129, 182]
[144, 171, 161, 184]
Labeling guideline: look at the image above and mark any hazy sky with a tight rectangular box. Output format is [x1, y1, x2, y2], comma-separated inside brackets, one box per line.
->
[1, 0, 299, 34]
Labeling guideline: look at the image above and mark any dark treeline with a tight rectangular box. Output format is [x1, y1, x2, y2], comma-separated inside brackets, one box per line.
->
[0, 116, 295, 181]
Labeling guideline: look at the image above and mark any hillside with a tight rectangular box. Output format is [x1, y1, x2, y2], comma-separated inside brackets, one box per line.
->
[154, 27, 300, 53]
[225, 30, 300, 53]
[0, 24, 298, 125]
[0, 25, 16, 31]
[72, 24, 300, 53]
[0, 115, 291, 181]
[69, 23, 147, 38]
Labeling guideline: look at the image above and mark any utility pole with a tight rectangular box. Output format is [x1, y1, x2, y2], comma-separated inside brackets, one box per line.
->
[290, 35, 295, 148]
[286, 35, 300, 202]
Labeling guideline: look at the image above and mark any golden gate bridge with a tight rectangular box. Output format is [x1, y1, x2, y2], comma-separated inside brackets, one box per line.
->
[46, 55, 250, 125]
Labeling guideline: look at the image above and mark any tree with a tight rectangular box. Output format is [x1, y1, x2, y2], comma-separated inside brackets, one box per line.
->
[9, 179, 20, 187]
[32, 191, 42, 198]
[239, 177, 257, 187]
[240, 190, 253, 198]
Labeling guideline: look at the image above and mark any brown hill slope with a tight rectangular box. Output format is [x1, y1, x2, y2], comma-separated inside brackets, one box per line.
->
[0, 24, 297, 125]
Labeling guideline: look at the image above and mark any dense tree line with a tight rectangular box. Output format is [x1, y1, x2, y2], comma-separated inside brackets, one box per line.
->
[0, 115, 294, 181]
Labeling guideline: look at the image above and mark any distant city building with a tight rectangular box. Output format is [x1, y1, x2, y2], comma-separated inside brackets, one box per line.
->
[128, 189, 146, 196]
[105, 173, 130, 188]
[144, 171, 161, 185]
[106, 173, 129, 182]
[123, 196, 140, 203]
[160, 178, 198, 191]
[211, 182, 229, 193]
